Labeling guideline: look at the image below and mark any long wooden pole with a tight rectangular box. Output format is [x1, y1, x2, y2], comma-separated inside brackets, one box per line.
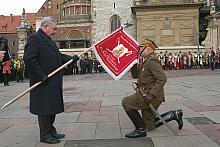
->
[1, 47, 91, 109]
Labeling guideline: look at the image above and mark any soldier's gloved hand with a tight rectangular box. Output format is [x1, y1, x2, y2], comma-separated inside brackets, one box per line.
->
[143, 93, 155, 104]
[72, 55, 79, 62]
[41, 75, 49, 84]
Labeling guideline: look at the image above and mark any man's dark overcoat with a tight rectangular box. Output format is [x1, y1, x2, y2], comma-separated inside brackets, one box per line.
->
[24, 29, 71, 115]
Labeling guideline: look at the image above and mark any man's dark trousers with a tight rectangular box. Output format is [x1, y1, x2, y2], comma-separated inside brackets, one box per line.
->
[38, 115, 57, 140]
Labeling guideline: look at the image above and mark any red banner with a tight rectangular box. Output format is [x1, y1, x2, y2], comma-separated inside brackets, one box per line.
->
[93, 27, 139, 80]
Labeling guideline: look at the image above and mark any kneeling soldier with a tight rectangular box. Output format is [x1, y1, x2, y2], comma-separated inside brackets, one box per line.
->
[122, 38, 183, 138]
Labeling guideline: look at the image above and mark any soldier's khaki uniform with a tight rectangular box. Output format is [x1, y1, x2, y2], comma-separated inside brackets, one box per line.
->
[122, 52, 167, 130]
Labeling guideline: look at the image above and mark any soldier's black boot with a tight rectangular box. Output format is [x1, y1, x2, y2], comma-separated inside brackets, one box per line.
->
[155, 109, 183, 130]
[125, 109, 146, 138]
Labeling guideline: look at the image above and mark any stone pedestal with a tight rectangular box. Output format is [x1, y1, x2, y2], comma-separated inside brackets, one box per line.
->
[16, 9, 32, 57]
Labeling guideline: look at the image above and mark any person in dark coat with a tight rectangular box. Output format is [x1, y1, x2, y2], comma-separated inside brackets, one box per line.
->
[23, 17, 79, 144]
[93, 58, 99, 73]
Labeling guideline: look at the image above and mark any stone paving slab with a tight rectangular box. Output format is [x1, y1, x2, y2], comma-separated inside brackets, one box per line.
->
[65, 96, 91, 102]
[199, 111, 220, 123]
[55, 123, 97, 140]
[0, 109, 30, 119]
[77, 111, 100, 123]
[186, 117, 216, 125]
[99, 106, 118, 122]
[77, 106, 119, 123]
[178, 100, 205, 109]
[148, 120, 203, 137]
[164, 93, 189, 102]
[64, 100, 101, 112]
[189, 96, 220, 106]
[101, 96, 124, 106]
[0, 124, 12, 134]
[55, 112, 80, 124]
[95, 122, 121, 139]
[190, 105, 220, 112]
[151, 134, 219, 147]
[35, 141, 66, 147]
[64, 138, 154, 147]
[196, 124, 220, 145]
[0, 117, 37, 125]
[0, 124, 39, 147]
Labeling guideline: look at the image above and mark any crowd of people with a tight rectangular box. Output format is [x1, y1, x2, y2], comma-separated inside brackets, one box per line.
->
[0, 53, 103, 86]
[157, 48, 220, 71]
[0, 57, 26, 86]
[1, 48, 220, 86]
[64, 57, 101, 75]
[0, 54, 102, 86]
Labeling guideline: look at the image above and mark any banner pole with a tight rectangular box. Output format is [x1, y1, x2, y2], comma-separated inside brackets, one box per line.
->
[1, 47, 91, 109]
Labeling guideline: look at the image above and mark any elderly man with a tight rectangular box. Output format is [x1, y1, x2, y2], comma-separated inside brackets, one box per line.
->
[24, 17, 79, 144]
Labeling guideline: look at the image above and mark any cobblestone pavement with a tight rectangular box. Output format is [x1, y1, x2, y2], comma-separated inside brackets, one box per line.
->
[64, 69, 220, 80]
[0, 69, 220, 147]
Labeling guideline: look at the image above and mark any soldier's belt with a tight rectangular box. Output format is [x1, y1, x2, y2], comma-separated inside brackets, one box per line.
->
[132, 81, 149, 97]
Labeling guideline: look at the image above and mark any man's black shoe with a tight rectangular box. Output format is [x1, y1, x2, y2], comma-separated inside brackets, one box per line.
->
[125, 129, 146, 138]
[40, 136, 60, 144]
[53, 133, 65, 139]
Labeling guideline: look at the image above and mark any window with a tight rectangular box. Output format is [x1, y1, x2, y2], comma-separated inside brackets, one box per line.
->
[110, 14, 121, 33]
[41, 7, 46, 14]
[75, 6, 81, 14]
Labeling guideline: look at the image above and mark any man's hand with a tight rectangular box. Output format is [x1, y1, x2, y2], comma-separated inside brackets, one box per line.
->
[143, 93, 155, 104]
[72, 55, 79, 62]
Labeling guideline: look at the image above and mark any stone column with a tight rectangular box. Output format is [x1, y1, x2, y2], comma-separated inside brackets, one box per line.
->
[16, 9, 32, 57]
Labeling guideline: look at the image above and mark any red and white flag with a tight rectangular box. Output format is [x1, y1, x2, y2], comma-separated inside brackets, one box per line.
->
[93, 27, 139, 80]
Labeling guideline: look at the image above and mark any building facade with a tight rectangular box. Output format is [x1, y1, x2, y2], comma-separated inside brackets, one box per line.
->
[132, 0, 204, 53]
[2, 0, 219, 57]
[0, 12, 35, 57]
[36, 0, 208, 54]
[202, 0, 220, 50]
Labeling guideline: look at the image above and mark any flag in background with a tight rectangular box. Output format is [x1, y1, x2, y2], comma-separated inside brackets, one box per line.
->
[93, 27, 139, 80]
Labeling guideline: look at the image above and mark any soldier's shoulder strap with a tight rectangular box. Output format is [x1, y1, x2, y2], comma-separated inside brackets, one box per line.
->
[143, 54, 161, 67]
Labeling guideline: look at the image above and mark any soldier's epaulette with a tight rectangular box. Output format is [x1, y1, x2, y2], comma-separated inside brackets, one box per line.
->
[149, 55, 159, 61]
[149, 55, 161, 65]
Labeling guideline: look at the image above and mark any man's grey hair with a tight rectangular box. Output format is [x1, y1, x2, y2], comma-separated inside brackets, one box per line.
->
[40, 17, 57, 27]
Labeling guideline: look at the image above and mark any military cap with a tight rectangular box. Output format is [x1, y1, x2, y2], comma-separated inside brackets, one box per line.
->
[141, 38, 158, 50]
